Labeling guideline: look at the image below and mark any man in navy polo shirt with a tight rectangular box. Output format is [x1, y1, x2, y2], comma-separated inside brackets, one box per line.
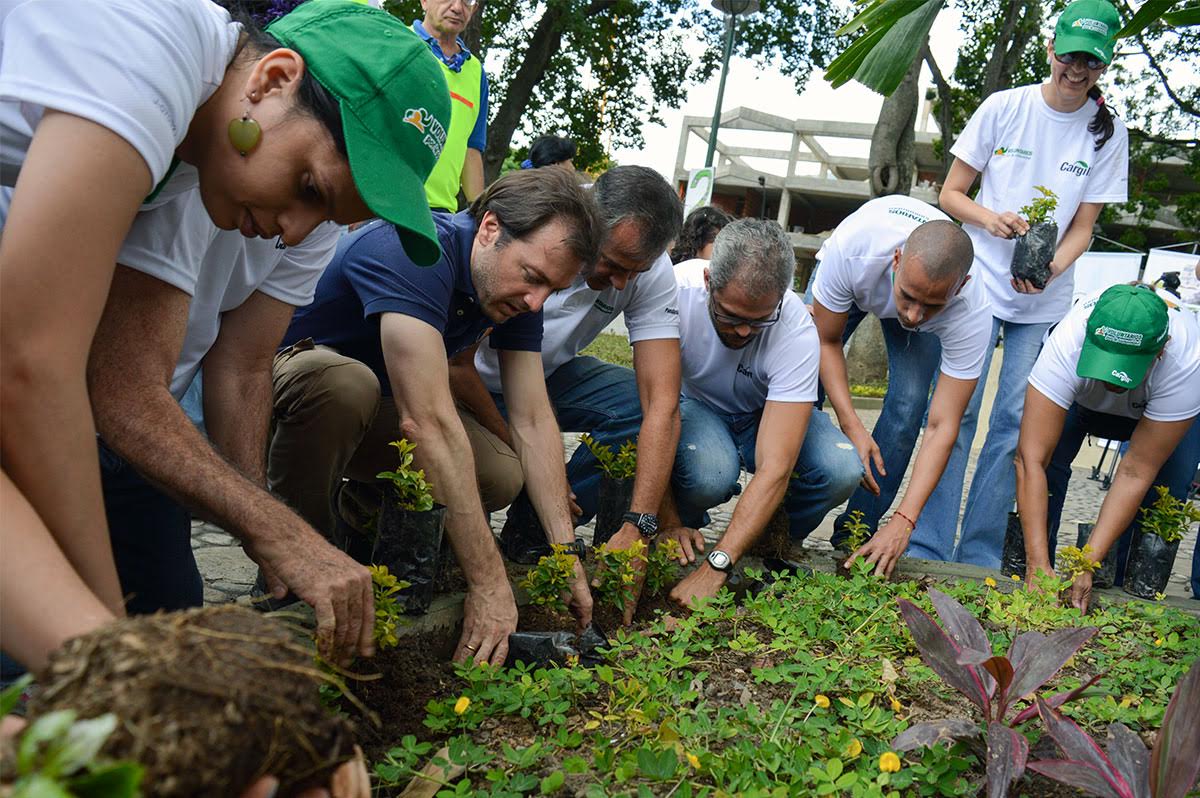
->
[267, 169, 603, 666]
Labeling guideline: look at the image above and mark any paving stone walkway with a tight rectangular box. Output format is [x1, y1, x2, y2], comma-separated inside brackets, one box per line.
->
[194, 408, 1198, 604]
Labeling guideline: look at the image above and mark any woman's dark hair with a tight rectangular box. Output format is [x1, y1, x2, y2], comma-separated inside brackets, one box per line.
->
[228, 4, 347, 158]
[671, 205, 732, 264]
[1086, 85, 1115, 151]
[528, 135, 576, 168]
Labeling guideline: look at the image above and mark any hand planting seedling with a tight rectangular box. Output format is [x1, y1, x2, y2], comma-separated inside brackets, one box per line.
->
[376, 439, 434, 511]
[520, 544, 578, 614]
[1011, 185, 1060, 289]
[1058, 545, 1100, 580]
[593, 539, 646, 611]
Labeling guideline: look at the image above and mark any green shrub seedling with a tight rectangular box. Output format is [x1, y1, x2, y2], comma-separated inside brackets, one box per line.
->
[1138, 485, 1200, 544]
[376, 439, 434, 511]
[521, 545, 578, 614]
[578, 433, 637, 479]
[1018, 185, 1058, 226]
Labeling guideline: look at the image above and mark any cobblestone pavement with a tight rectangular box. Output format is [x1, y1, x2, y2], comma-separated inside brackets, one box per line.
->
[194, 408, 1199, 604]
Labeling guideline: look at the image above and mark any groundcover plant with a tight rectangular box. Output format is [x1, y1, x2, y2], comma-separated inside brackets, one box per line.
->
[360, 564, 1198, 797]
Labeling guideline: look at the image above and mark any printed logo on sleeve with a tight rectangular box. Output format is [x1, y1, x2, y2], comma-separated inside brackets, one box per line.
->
[994, 146, 1033, 159]
[1094, 325, 1143, 346]
[1059, 160, 1091, 177]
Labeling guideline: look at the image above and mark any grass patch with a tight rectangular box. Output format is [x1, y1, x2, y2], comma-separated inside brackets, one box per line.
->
[581, 332, 633, 369]
[850, 381, 888, 398]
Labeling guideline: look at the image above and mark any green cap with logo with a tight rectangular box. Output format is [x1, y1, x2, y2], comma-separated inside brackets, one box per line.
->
[1055, 0, 1121, 65]
[1077, 284, 1169, 389]
[268, 1, 450, 265]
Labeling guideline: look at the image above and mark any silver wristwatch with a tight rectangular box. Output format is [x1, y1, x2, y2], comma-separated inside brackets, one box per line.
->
[706, 549, 733, 573]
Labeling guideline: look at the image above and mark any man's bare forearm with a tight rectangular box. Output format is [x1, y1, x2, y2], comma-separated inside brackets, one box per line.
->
[819, 341, 864, 434]
[717, 467, 790, 560]
[1015, 450, 1053, 569]
[203, 365, 272, 486]
[510, 414, 576, 546]
[628, 401, 680, 517]
[448, 350, 512, 447]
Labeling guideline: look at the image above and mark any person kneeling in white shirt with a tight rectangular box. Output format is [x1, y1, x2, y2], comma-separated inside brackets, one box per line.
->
[667, 220, 862, 609]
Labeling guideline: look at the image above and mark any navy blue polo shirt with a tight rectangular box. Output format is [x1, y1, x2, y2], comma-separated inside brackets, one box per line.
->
[282, 211, 542, 394]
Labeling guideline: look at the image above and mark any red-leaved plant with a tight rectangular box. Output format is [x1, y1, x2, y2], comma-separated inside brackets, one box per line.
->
[1027, 657, 1200, 798]
[893, 588, 1103, 798]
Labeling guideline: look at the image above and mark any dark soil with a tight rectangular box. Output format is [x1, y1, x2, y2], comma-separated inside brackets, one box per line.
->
[27, 606, 355, 798]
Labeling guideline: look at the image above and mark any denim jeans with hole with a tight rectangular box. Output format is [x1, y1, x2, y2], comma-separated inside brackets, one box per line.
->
[671, 396, 863, 539]
[914, 317, 1051, 566]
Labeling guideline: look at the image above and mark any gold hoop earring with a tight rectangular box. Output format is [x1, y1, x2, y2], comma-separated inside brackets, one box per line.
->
[228, 113, 262, 157]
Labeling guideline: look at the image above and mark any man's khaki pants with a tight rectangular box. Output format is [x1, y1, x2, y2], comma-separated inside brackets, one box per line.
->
[268, 339, 523, 539]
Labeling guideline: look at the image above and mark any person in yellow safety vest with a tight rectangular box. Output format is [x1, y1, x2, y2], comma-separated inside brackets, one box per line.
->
[413, 0, 488, 212]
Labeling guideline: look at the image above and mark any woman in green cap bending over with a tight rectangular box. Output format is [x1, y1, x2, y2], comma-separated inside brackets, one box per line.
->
[0, 0, 447, 721]
[1015, 284, 1200, 611]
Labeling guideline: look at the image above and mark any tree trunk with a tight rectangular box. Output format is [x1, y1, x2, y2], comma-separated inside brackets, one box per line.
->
[868, 47, 922, 198]
[481, 0, 617, 183]
[922, 44, 954, 179]
[982, 1, 1043, 99]
[463, 1, 486, 57]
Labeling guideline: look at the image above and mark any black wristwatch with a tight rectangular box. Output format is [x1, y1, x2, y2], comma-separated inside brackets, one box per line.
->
[706, 549, 733, 573]
[553, 537, 587, 560]
[622, 511, 659, 539]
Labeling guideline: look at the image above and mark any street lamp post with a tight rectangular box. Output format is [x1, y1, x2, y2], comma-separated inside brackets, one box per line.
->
[704, 0, 760, 169]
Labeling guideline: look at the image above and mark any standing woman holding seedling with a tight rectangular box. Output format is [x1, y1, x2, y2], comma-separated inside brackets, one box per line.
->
[0, 0, 448, 679]
[915, 0, 1129, 568]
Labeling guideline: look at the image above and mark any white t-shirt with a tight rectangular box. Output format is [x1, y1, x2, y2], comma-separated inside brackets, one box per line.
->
[0, 0, 239, 200]
[952, 84, 1128, 324]
[675, 259, 818, 415]
[116, 189, 338, 398]
[1029, 290, 1200, 422]
[813, 195, 992, 380]
[474, 251, 679, 392]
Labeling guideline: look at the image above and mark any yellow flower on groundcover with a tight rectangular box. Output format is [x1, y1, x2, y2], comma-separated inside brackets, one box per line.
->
[846, 739, 863, 758]
[454, 696, 471, 715]
[879, 752, 901, 773]
[687, 752, 701, 770]
[814, 694, 831, 709]
[1011, 574, 1022, 581]
[890, 697, 902, 712]
[984, 577, 997, 588]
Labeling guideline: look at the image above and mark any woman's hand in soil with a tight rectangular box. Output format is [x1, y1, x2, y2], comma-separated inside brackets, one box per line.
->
[844, 515, 910, 578]
[845, 425, 884, 496]
[984, 210, 1029, 239]
[456, 580, 518, 666]
[659, 526, 706, 565]
[1068, 571, 1093, 615]
[566, 559, 594, 631]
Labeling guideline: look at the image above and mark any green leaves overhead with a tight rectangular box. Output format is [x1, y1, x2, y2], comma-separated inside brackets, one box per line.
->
[824, 0, 944, 95]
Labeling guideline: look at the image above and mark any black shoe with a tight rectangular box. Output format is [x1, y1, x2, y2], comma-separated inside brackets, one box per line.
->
[499, 490, 552, 564]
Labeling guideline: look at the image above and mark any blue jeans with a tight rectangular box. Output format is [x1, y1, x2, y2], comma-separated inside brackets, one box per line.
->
[915, 317, 1050, 566]
[1046, 406, 1200, 586]
[671, 397, 863, 539]
[493, 356, 644, 523]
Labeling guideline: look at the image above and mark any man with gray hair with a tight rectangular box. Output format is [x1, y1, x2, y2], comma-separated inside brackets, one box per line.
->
[808, 195, 988, 577]
[451, 165, 686, 623]
[666, 219, 863, 609]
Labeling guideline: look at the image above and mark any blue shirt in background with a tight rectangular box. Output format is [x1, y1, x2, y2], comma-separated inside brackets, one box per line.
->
[282, 212, 542, 394]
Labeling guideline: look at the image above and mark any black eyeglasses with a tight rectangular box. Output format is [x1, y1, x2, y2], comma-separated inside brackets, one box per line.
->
[709, 295, 783, 329]
[1054, 51, 1106, 70]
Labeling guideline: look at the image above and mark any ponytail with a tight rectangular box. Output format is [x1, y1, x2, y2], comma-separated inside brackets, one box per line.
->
[1087, 86, 1115, 151]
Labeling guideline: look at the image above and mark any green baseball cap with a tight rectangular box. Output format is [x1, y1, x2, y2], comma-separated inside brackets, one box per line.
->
[1077, 284, 1169, 389]
[1055, 0, 1121, 65]
[268, 1, 450, 265]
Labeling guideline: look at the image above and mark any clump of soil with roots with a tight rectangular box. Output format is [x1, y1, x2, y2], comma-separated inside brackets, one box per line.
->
[26, 606, 357, 798]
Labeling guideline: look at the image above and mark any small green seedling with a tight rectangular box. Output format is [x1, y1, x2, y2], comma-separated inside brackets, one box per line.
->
[1018, 185, 1058, 226]
[643, 538, 682, 597]
[579, 434, 637, 479]
[1138, 485, 1200, 544]
[594, 539, 647, 610]
[841, 509, 872, 552]
[369, 564, 410, 650]
[2, 676, 144, 798]
[1058, 545, 1100, 580]
[521, 544, 578, 614]
[376, 439, 434, 511]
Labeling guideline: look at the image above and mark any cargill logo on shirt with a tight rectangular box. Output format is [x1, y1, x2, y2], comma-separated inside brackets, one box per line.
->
[592, 298, 615, 314]
[1094, 325, 1143, 346]
[1060, 159, 1091, 177]
[994, 146, 1033, 159]
[736, 364, 753, 378]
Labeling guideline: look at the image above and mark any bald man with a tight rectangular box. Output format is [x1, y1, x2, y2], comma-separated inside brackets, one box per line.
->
[807, 196, 989, 576]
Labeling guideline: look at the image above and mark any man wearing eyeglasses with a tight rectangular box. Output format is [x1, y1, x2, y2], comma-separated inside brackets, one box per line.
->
[667, 219, 863, 609]
[808, 195, 988, 578]
[413, 0, 488, 211]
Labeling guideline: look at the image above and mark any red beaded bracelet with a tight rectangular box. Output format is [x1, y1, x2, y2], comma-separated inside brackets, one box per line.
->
[893, 510, 916, 530]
